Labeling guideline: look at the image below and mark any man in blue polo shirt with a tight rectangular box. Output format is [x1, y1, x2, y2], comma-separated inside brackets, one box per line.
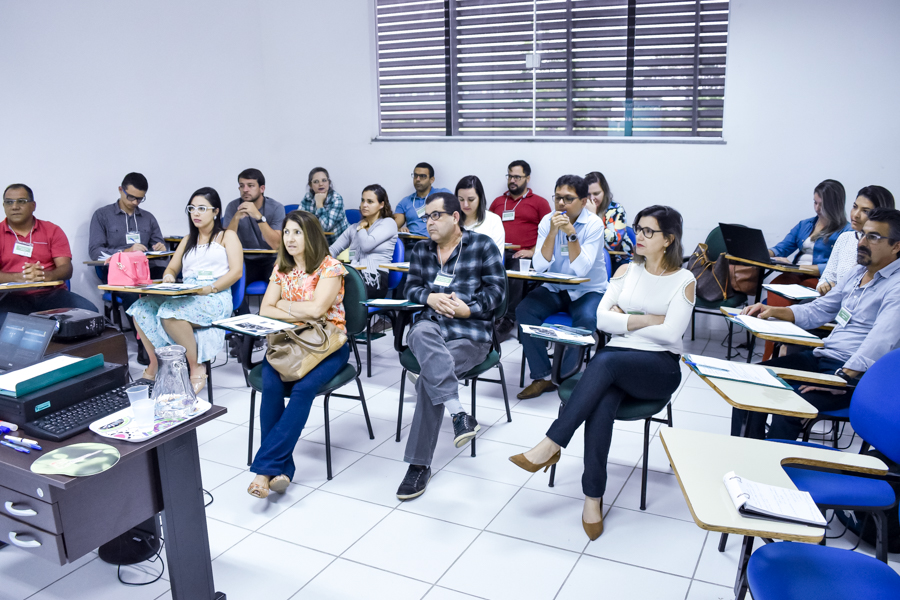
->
[393, 162, 451, 236]
[517, 174, 609, 399]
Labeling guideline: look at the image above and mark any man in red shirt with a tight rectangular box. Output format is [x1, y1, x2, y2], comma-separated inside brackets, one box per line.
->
[488, 160, 551, 337]
[0, 184, 98, 326]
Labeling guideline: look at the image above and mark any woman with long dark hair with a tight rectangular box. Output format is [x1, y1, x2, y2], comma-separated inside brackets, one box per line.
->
[509, 205, 696, 540]
[299, 167, 350, 237]
[329, 184, 398, 299]
[247, 210, 350, 499]
[127, 187, 243, 392]
[456, 175, 504, 256]
[584, 171, 632, 255]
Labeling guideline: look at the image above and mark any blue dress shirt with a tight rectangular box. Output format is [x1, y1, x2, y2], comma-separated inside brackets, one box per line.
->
[532, 209, 609, 300]
[395, 187, 452, 236]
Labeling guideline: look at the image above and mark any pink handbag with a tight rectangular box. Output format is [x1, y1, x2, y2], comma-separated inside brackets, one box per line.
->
[108, 251, 151, 286]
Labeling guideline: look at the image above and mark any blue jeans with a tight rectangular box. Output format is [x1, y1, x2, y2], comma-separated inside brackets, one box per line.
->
[730, 350, 847, 440]
[0, 287, 99, 328]
[251, 344, 350, 480]
[516, 287, 603, 380]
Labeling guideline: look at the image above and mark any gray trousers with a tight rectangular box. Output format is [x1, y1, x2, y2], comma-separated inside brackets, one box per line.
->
[404, 319, 491, 466]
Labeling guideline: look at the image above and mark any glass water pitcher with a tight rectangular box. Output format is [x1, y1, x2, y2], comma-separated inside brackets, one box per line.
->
[151, 345, 198, 420]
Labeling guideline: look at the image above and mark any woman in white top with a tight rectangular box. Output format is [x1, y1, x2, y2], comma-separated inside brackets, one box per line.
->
[128, 188, 243, 393]
[817, 185, 894, 295]
[509, 205, 696, 540]
[329, 184, 398, 299]
[456, 175, 505, 256]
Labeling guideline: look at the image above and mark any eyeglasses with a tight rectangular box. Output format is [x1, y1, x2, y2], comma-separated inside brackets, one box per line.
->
[634, 225, 664, 239]
[553, 195, 580, 205]
[856, 230, 897, 244]
[2, 199, 33, 207]
[185, 205, 214, 214]
[412, 173, 430, 181]
[310, 178, 329, 186]
[422, 211, 451, 222]
[506, 174, 526, 182]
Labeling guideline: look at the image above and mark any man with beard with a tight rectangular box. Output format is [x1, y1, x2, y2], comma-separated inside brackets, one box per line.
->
[489, 160, 551, 338]
[223, 168, 285, 314]
[393, 162, 451, 237]
[731, 207, 900, 441]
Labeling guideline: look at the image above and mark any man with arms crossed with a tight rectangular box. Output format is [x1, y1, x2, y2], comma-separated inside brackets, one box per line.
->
[732, 207, 900, 440]
[396, 192, 505, 500]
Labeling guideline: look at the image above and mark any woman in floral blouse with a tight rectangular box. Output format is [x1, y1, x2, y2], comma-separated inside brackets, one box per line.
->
[584, 171, 633, 255]
[247, 210, 348, 499]
[299, 167, 350, 238]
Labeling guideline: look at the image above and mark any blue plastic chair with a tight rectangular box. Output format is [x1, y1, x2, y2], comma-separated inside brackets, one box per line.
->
[625, 225, 636, 250]
[364, 241, 404, 377]
[283, 203, 299, 214]
[346, 209, 362, 225]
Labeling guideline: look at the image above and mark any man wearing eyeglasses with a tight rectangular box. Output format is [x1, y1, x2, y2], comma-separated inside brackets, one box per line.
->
[0, 184, 98, 327]
[733, 207, 900, 441]
[516, 175, 609, 399]
[488, 160, 552, 339]
[393, 162, 451, 237]
[395, 192, 505, 501]
[88, 172, 166, 261]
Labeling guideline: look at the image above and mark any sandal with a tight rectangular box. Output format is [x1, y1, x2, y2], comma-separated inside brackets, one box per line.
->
[247, 478, 270, 499]
[141, 368, 156, 381]
[269, 475, 291, 494]
[190, 374, 207, 394]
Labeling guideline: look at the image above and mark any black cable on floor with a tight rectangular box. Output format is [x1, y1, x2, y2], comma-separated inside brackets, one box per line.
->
[117, 538, 166, 586]
[204, 488, 214, 507]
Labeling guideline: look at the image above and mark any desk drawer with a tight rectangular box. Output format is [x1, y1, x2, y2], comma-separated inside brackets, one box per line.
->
[0, 512, 66, 564]
[0, 484, 61, 534]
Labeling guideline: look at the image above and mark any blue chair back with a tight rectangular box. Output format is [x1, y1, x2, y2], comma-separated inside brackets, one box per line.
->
[388, 240, 405, 290]
[65, 280, 71, 291]
[231, 265, 247, 311]
[850, 348, 900, 464]
[603, 248, 612, 278]
[346, 209, 362, 225]
[284, 204, 299, 214]
[626, 226, 636, 249]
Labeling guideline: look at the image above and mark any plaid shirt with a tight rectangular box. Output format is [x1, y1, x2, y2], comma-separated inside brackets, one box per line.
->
[300, 190, 350, 237]
[405, 229, 505, 344]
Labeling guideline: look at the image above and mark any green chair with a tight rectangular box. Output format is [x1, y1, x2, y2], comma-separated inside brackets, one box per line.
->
[690, 226, 748, 346]
[245, 265, 374, 480]
[395, 275, 512, 457]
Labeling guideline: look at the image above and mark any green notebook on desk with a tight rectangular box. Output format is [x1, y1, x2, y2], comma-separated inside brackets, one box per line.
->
[0, 353, 104, 398]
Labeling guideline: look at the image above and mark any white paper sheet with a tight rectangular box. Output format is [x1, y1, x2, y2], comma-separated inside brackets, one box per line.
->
[763, 284, 820, 300]
[684, 354, 789, 389]
[732, 315, 819, 339]
[213, 314, 295, 336]
[521, 324, 595, 345]
[723, 471, 826, 527]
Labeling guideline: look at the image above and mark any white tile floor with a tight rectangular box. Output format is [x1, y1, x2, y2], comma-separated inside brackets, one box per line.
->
[2, 320, 898, 600]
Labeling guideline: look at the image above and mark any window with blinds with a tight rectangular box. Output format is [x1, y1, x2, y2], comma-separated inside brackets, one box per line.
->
[376, 0, 729, 138]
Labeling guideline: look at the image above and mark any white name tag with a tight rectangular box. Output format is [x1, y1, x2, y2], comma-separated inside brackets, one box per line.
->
[561, 245, 569, 257]
[502, 210, 515, 222]
[13, 241, 33, 257]
[433, 272, 453, 287]
[198, 270, 215, 281]
[416, 204, 427, 218]
[348, 249, 357, 261]
[126, 232, 141, 245]
[836, 307, 852, 328]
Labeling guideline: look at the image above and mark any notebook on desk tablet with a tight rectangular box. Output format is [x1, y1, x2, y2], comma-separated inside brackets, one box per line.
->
[0, 314, 57, 373]
[719, 223, 793, 267]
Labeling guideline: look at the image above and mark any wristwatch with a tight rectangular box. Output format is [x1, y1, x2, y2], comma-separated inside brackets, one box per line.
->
[834, 368, 856, 383]
[210, 286, 218, 294]
[566, 233, 578, 243]
[256, 215, 267, 224]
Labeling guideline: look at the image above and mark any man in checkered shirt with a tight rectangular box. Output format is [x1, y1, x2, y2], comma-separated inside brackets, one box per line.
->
[396, 192, 506, 501]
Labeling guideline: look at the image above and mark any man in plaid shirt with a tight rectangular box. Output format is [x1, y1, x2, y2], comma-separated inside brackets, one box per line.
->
[396, 192, 506, 501]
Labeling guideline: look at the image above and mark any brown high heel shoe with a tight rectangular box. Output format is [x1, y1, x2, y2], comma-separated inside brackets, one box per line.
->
[509, 450, 561, 473]
[583, 498, 604, 541]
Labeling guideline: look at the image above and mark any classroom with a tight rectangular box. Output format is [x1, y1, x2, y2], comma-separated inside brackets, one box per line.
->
[0, 1, 899, 599]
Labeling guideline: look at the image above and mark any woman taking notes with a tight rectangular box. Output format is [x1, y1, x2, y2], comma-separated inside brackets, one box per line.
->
[329, 184, 398, 299]
[509, 205, 695, 540]
[817, 185, 894, 295]
[128, 188, 243, 393]
[457, 175, 505, 256]
[248, 210, 349, 499]
[299, 167, 350, 238]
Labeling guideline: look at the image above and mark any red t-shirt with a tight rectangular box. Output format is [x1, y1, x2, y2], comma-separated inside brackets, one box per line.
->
[488, 189, 551, 248]
[0, 218, 72, 293]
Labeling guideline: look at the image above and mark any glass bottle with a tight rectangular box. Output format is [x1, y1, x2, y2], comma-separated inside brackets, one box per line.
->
[151, 345, 198, 420]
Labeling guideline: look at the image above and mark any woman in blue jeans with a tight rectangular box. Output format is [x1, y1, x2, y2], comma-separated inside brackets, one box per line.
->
[247, 210, 349, 499]
[509, 206, 696, 540]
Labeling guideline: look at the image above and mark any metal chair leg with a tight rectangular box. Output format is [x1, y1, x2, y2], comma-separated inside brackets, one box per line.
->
[519, 352, 526, 388]
[247, 389, 256, 467]
[357, 377, 374, 439]
[324, 394, 333, 480]
[366, 316, 373, 378]
[396, 368, 407, 442]
[470, 378, 477, 457]
[497, 363, 511, 422]
[204, 361, 213, 404]
[641, 417, 651, 510]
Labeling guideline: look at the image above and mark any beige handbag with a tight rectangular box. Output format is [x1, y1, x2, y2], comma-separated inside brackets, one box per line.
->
[265, 319, 347, 382]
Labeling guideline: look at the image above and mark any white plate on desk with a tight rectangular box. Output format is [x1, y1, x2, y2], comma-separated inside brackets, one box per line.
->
[89, 400, 211, 442]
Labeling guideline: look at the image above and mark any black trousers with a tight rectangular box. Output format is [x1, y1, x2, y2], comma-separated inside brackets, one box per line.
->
[546, 347, 682, 498]
[365, 270, 389, 300]
[730, 350, 848, 440]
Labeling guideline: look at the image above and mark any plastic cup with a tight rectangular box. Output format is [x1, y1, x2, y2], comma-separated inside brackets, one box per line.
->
[126, 385, 155, 431]
[518, 258, 531, 273]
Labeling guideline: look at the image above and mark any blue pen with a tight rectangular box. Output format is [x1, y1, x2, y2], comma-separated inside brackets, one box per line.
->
[4, 436, 41, 451]
[1, 440, 30, 454]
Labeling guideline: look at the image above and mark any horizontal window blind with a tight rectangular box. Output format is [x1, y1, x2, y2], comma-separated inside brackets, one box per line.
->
[375, 0, 729, 138]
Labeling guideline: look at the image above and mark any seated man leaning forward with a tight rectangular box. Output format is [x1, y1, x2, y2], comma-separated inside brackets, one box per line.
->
[732, 207, 900, 440]
[516, 174, 609, 399]
[0, 183, 98, 327]
[396, 192, 505, 501]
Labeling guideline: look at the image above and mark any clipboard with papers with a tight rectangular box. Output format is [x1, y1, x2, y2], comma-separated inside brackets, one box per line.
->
[723, 471, 827, 527]
[683, 354, 792, 390]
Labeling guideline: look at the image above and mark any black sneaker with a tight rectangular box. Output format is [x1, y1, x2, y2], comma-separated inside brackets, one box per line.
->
[396, 465, 431, 501]
[452, 412, 480, 448]
[136, 343, 150, 366]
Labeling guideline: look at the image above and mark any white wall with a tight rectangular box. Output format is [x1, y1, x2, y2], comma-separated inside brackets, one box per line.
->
[1, 0, 899, 306]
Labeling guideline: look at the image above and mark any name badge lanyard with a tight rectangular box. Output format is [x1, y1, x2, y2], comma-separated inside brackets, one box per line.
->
[837, 272, 875, 327]
[414, 196, 428, 218]
[10, 223, 34, 258]
[502, 195, 524, 222]
[125, 212, 141, 245]
[434, 243, 462, 287]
